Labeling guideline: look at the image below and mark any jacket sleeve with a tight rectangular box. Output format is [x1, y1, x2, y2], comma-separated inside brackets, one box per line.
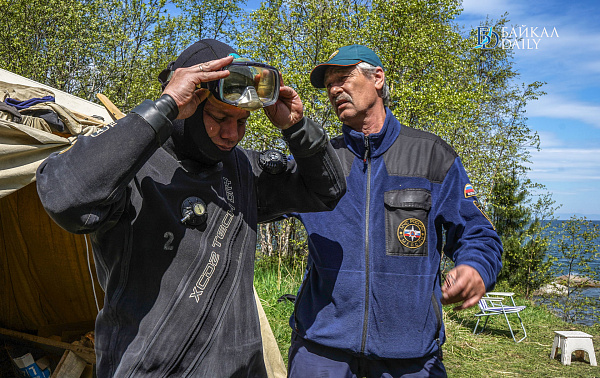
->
[434, 157, 503, 291]
[35, 99, 174, 234]
[251, 117, 347, 223]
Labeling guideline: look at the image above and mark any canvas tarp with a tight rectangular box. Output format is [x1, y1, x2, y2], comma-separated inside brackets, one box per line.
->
[0, 181, 104, 332]
[0, 120, 71, 200]
[0, 71, 109, 333]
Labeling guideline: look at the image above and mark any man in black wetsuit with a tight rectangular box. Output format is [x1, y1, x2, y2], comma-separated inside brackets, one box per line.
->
[36, 39, 346, 377]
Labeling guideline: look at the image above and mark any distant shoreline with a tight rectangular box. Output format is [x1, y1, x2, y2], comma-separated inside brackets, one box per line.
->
[552, 214, 600, 221]
[555, 274, 600, 288]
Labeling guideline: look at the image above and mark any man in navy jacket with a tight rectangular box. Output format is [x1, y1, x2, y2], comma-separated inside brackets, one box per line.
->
[287, 45, 503, 377]
[36, 39, 346, 377]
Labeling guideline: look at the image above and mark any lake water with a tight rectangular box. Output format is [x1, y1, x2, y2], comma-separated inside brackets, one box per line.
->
[540, 220, 600, 326]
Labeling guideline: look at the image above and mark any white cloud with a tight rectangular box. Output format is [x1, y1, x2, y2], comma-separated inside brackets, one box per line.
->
[533, 131, 563, 148]
[527, 147, 600, 182]
[511, 29, 600, 62]
[526, 145, 600, 214]
[526, 95, 600, 128]
[461, 8, 600, 89]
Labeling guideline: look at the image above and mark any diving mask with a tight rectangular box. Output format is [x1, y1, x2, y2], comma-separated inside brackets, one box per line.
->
[206, 58, 280, 111]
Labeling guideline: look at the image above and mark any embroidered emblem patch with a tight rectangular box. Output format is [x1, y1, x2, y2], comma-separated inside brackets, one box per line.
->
[473, 200, 495, 230]
[464, 183, 476, 198]
[397, 218, 426, 249]
[328, 50, 339, 60]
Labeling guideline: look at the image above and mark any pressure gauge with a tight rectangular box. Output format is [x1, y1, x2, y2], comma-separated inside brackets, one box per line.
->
[181, 196, 208, 227]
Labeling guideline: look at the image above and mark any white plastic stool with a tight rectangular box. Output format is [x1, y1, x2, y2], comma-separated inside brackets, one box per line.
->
[550, 331, 597, 366]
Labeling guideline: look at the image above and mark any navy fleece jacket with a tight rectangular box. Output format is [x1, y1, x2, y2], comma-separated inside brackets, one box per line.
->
[291, 108, 502, 359]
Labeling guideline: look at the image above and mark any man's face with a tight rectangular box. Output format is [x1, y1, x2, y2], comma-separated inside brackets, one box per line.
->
[323, 65, 383, 128]
[203, 96, 250, 151]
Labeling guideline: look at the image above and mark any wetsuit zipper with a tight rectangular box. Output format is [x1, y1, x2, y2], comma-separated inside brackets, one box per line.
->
[361, 136, 371, 354]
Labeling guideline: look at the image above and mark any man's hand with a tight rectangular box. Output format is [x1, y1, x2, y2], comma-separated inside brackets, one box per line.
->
[264, 76, 303, 130]
[162, 55, 234, 120]
[441, 264, 486, 311]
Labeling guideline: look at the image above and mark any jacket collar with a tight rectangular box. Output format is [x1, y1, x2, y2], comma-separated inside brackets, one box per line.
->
[342, 107, 401, 159]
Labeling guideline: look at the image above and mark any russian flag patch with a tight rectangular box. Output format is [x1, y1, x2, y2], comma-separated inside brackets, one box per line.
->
[464, 183, 476, 198]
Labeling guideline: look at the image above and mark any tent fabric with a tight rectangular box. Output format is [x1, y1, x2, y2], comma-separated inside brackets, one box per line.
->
[0, 81, 54, 103]
[0, 78, 106, 333]
[0, 182, 104, 332]
[0, 104, 105, 200]
[21, 102, 107, 136]
[0, 119, 71, 200]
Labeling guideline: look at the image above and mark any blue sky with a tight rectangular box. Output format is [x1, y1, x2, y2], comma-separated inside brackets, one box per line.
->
[458, 0, 600, 219]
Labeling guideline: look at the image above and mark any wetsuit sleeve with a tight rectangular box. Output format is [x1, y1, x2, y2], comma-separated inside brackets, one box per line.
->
[36, 97, 175, 234]
[434, 157, 503, 291]
[251, 117, 347, 223]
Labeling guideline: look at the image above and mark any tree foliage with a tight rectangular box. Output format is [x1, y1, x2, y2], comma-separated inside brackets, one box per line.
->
[0, 0, 98, 93]
[171, 0, 246, 45]
[0, 0, 245, 111]
[491, 172, 557, 297]
[465, 16, 545, 203]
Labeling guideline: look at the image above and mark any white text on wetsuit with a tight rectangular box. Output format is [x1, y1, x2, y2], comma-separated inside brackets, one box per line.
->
[189, 177, 235, 302]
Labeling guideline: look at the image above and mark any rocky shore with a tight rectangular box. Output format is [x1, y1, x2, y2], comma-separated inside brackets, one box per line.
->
[555, 274, 600, 287]
[533, 274, 600, 296]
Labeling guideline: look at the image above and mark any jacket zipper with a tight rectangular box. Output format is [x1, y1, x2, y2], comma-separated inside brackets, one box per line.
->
[361, 136, 371, 354]
[431, 292, 443, 360]
[293, 263, 313, 333]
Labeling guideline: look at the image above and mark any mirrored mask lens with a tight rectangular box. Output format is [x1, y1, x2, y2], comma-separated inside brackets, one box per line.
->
[222, 69, 255, 100]
[235, 87, 263, 111]
[218, 62, 279, 109]
[255, 68, 277, 103]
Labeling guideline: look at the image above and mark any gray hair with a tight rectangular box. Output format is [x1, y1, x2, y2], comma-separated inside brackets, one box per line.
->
[357, 62, 391, 107]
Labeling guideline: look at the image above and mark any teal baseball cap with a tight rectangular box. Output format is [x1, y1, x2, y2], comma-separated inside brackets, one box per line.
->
[310, 44, 384, 88]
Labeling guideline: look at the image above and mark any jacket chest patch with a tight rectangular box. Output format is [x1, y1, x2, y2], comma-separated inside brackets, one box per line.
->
[384, 189, 430, 257]
[397, 218, 426, 249]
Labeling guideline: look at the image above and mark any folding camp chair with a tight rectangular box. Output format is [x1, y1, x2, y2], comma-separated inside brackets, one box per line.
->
[473, 292, 527, 342]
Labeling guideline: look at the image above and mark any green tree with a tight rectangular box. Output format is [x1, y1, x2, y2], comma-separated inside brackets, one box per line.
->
[0, 0, 99, 92]
[542, 216, 600, 324]
[518, 193, 557, 298]
[490, 172, 557, 296]
[81, 0, 182, 110]
[171, 0, 246, 45]
[464, 16, 545, 203]
[0, 0, 246, 112]
[0, 0, 183, 110]
[492, 172, 531, 283]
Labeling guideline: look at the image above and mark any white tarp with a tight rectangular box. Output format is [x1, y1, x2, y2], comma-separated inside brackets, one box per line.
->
[0, 120, 71, 199]
[0, 69, 110, 199]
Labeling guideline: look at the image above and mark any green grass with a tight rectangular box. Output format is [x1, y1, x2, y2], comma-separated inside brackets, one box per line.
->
[254, 257, 600, 377]
[254, 255, 305, 366]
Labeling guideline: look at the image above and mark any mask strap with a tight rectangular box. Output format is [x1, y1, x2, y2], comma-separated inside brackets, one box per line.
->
[158, 61, 176, 89]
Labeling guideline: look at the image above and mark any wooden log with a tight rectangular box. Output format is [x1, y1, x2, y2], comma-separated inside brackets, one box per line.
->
[0, 327, 95, 364]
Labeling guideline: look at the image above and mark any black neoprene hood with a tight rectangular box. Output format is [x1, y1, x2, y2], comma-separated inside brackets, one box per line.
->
[158, 39, 238, 88]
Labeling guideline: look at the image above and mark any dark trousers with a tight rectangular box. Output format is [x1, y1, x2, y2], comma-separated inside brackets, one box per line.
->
[287, 332, 447, 378]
